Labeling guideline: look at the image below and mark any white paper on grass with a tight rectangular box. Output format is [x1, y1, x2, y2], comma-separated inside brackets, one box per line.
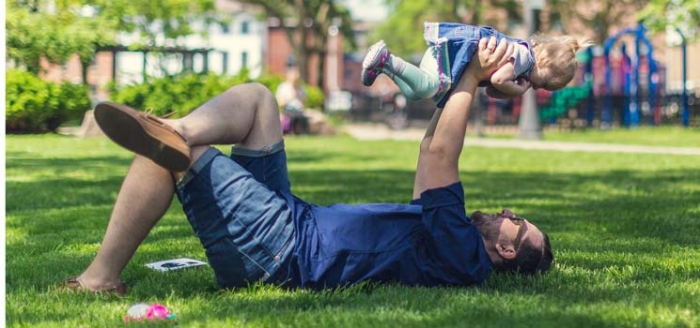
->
[145, 258, 208, 272]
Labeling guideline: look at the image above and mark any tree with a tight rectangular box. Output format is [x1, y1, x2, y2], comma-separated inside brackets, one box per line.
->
[85, 0, 220, 47]
[6, 0, 222, 81]
[639, 0, 700, 39]
[237, 0, 356, 87]
[6, 1, 86, 75]
[547, 0, 650, 45]
[373, 0, 468, 56]
[307, 1, 356, 88]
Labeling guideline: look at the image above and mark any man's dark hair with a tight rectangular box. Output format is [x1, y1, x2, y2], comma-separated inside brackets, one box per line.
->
[495, 232, 553, 275]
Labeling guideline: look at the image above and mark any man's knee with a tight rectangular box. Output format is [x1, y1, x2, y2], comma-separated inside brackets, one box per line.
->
[243, 82, 279, 118]
[233, 83, 283, 145]
[246, 82, 277, 106]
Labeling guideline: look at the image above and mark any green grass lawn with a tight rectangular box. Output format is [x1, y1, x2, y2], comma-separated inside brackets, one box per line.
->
[6, 133, 700, 328]
[542, 126, 700, 148]
[468, 126, 700, 148]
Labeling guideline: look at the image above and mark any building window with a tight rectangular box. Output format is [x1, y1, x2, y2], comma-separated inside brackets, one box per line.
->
[241, 51, 248, 69]
[240, 21, 250, 35]
[222, 24, 230, 34]
[193, 53, 205, 73]
[221, 52, 228, 74]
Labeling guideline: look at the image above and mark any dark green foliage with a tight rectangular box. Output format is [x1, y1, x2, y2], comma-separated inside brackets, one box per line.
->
[107, 72, 252, 118]
[640, 0, 700, 40]
[108, 72, 325, 116]
[5, 69, 91, 133]
[51, 82, 93, 131]
[6, 0, 221, 76]
[305, 84, 326, 110]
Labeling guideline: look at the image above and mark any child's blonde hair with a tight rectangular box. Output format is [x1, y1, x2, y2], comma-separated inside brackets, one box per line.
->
[531, 35, 593, 90]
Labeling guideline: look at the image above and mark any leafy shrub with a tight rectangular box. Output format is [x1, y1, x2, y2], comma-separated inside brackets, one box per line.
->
[108, 72, 252, 118]
[5, 69, 90, 133]
[305, 85, 325, 110]
[49, 82, 91, 131]
[108, 71, 326, 117]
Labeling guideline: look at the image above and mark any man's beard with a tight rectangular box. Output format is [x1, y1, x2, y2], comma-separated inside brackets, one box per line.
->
[471, 210, 501, 241]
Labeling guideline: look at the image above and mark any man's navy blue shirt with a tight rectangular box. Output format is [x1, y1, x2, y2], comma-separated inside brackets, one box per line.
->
[288, 182, 492, 288]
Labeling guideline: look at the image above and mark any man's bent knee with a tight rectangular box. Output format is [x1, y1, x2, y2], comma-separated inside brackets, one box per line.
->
[236, 83, 283, 149]
[249, 82, 280, 118]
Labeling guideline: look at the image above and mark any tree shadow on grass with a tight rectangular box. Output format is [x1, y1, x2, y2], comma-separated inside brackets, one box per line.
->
[8, 147, 699, 261]
[6, 151, 132, 212]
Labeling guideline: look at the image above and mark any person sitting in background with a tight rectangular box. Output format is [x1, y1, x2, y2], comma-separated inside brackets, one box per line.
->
[276, 67, 310, 135]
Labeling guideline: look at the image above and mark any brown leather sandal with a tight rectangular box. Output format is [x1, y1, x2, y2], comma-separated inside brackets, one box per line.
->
[94, 101, 191, 172]
[62, 276, 127, 296]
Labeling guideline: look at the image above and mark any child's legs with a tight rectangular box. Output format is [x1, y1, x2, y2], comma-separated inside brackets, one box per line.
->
[385, 49, 440, 101]
[391, 78, 420, 101]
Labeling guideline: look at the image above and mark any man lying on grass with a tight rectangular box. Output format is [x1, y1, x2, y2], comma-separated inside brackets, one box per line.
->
[63, 36, 552, 296]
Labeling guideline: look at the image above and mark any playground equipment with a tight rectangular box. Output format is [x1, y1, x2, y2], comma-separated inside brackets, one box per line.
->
[601, 24, 661, 128]
[539, 82, 592, 122]
[538, 24, 660, 127]
[540, 23, 693, 128]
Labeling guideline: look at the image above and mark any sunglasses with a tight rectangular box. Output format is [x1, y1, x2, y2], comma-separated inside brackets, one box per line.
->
[500, 209, 526, 252]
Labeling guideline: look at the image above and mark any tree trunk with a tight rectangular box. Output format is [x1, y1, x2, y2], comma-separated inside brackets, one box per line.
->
[27, 57, 41, 75]
[296, 29, 310, 84]
[80, 59, 90, 85]
[295, 0, 310, 83]
[316, 48, 326, 89]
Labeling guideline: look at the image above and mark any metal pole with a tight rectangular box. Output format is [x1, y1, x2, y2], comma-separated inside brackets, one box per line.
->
[678, 28, 689, 127]
[585, 47, 594, 127]
[629, 26, 641, 128]
[518, 0, 543, 139]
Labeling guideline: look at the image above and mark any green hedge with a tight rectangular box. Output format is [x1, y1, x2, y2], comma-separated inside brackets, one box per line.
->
[5, 69, 326, 133]
[107, 72, 249, 118]
[6, 69, 91, 133]
[108, 71, 325, 117]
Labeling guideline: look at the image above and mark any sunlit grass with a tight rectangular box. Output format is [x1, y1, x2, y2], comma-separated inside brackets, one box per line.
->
[474, 125, 700, 147]
[6, 132, 700, 327]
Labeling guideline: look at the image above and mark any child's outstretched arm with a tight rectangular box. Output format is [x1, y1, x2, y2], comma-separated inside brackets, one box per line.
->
[489, 64, 531, 98]
[485, 78, 530, 99]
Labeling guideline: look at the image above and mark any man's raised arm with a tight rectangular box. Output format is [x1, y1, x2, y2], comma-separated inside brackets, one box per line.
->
[412, 37, 514, 199]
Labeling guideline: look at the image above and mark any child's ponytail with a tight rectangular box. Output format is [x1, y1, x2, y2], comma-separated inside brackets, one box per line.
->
[569, 37, 594, 53]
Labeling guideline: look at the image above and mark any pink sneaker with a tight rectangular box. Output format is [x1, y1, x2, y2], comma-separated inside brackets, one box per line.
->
[361, 40, 391, 86]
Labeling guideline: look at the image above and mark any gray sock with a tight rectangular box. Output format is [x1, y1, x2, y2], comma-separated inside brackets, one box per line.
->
[385, 51, 439, 100]
[382, 54, 407, 77]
